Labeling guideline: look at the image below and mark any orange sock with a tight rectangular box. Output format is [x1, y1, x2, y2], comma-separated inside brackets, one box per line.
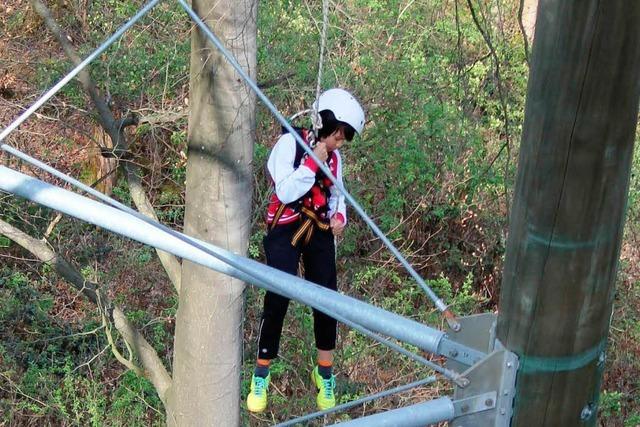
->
[257, 358, 271, 367]
[317, 359, 332, 368]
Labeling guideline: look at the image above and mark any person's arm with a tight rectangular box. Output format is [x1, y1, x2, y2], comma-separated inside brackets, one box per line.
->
[267, 134, 325, 204]
[328, 150, 347, 235]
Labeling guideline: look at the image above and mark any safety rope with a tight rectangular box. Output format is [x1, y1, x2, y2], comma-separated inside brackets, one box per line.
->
[311, 0, 329, 134]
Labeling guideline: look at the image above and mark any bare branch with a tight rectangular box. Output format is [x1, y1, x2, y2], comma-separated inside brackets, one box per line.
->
[30, 0, 182, 292]
[101, 303, 143, 376]
[0, 218, 172, 405]
[0, 372, 50, 409]
[517, 0, 531, 64]
[136, 109, 189, 127]
[44, 213, 63, 238]
[465, 0, 512, 217]
[115, 112, 140, 130]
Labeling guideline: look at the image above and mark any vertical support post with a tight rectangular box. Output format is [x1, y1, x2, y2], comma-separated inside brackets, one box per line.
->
[167, 0, 256, 424]
[497, 1, 640, 425]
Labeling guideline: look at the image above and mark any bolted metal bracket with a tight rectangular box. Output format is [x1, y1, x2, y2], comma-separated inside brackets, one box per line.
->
[444, 313, 519, 427]
[453, 391, 497, 417]
[439, 337, 487, 368]
[443, 312, 498, 372]
[451, 349, 519, 427]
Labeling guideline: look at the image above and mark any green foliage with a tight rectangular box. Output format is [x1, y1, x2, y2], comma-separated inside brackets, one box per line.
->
[127, 309, 149, 325]
[51, 358, 108, 426]
[0, 197, 55, 239]
[5, 9, 26, 32]
[429, 273, 453, 302]
[626, 138, 640, 214]
[599, 390, 624, 419]
[133, 247, 153, 266]
[249, 230, 266, 259]
[243, 2, 528, 422]
[34, 58, 86, 104]
[108, 371, 163, 425]
[625, 413, 640, 427]
[112, 176, 133, 206]
[9, 0, 640, 423]
[451, 272, 485, 315]
[28, 2, 189, 108]
[0, 267, 164, 426]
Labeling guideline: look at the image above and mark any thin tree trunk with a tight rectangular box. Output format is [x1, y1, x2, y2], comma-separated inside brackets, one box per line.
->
[0, 219, 172, 405]
[30, 0, 182, 293]
[521, 0, 538, 44]
[166, 0, 256, 425]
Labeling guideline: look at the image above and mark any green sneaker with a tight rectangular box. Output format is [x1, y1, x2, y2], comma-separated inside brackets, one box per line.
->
[247, 373, 270, 413]
[311, 366, 336, 410]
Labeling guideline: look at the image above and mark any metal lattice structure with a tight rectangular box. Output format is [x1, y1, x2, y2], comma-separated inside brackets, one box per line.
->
[0, 1, 521, 425]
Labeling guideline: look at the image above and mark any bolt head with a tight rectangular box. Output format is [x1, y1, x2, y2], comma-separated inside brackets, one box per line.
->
[581, 404, 594, 420]
[461, 404, 469, 413]
[597, 352, 606, 367]
[485, 398, 494, 407]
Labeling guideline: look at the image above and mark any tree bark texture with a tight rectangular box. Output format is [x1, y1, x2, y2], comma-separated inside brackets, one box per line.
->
[496, 1, 640, 425]
[166, 0, 256, 425]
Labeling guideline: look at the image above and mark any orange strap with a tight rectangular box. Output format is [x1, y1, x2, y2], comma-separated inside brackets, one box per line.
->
[269, 203, 288, 230]
[290, 207, 331, 247]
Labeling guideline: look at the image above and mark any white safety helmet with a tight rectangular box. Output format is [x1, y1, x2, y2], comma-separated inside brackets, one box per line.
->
[314, 88, 365, 135]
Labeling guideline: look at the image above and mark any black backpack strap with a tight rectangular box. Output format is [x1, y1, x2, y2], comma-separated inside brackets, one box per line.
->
[282, 126, 315, 169]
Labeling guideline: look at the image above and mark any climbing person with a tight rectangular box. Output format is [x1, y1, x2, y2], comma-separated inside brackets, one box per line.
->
[246, 88, 365, 413]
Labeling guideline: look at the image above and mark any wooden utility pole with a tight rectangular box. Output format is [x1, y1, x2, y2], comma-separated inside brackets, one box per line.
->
[497, 2, 640, 426]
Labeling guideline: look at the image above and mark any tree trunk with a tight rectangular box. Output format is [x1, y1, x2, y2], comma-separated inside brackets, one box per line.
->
[522, 0, 538, 44]
[496, 1, 640, 425]
[166, 0, 256, 425]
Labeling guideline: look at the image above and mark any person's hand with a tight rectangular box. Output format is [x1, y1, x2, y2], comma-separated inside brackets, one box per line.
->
[313, 142, 328, 163]
[330, 216, 345, 237]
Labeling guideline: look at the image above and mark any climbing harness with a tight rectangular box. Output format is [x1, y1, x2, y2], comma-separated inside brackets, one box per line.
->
[266, 127, 334, 247]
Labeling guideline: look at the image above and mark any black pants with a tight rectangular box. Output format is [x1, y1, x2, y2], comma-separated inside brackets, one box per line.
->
[256, 221, 338, 359]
